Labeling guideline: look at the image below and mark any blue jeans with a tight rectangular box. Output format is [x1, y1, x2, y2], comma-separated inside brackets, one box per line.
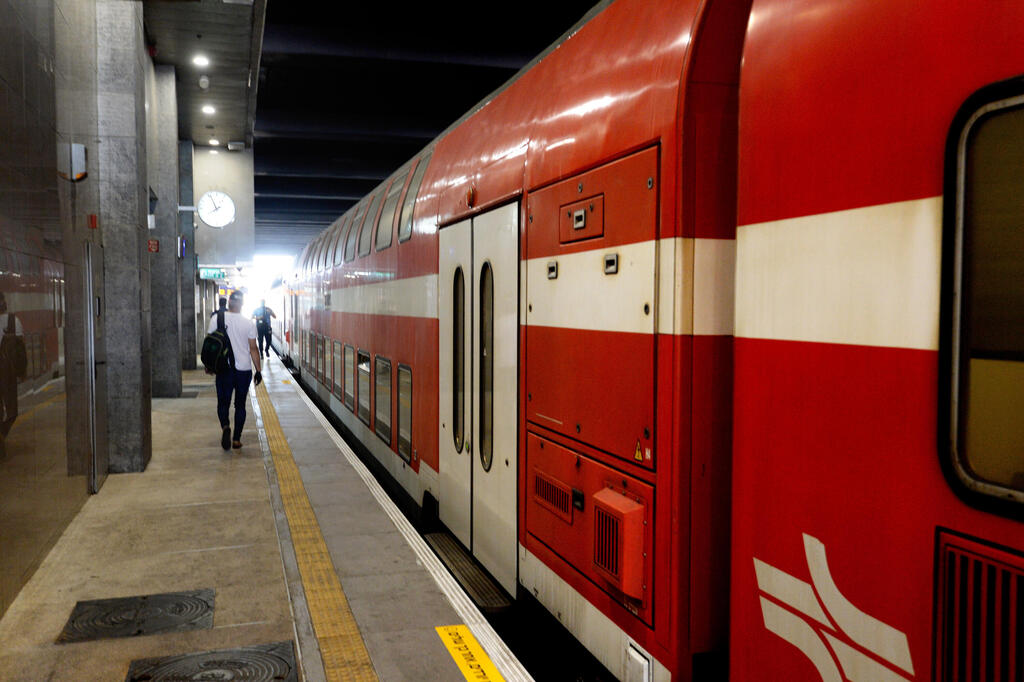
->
[216, 369, 252, 440]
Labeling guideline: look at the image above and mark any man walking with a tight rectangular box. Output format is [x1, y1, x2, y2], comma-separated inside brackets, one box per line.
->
[208, 290, 262, 449]
[251, 299, 276, 358]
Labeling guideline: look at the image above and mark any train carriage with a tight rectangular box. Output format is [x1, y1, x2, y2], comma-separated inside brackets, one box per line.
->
[276, 1, 1024, 680]
[732, 2, 1024, 681]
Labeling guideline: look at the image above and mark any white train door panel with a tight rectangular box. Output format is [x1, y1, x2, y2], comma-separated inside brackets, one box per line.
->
[439, 218, 473, 548]
[471, 203, 518, 595]
[438, 203, 519, 595]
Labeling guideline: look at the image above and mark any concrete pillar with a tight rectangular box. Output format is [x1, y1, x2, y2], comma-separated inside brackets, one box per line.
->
[96, 0, 151, 472]
[150, 65, 181, 397]
[179, 141, 197, 369]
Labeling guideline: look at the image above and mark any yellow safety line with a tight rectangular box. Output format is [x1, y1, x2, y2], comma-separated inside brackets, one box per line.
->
[255, 383, 378, 682]
[436, 625, 506, 682]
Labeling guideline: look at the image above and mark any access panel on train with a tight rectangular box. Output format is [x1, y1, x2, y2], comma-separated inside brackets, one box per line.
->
[525, 147, 659, 469]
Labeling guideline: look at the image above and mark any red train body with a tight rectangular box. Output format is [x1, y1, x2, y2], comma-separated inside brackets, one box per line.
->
[277, 1, 1024, 679]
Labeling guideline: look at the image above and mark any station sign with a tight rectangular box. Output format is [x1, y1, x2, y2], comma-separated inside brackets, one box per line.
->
[199, 267, 227, 280]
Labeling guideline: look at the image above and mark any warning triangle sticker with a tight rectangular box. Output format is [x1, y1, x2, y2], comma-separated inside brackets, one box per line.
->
[634, 440, 643, 461]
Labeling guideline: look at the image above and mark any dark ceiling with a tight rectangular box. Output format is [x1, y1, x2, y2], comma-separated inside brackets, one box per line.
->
[253, 2, 601, 256]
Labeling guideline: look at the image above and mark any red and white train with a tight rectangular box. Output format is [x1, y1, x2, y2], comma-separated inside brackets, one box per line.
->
[273, 1, 1024, 679]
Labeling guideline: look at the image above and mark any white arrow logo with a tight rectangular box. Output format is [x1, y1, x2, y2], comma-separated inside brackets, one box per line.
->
[754, 534, 915, 681]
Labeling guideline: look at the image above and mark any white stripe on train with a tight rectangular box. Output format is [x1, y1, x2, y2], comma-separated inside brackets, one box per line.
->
[736, 197, 942, 350]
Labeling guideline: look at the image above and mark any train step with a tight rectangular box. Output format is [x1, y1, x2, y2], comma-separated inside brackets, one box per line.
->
[424, 532, 511, 613]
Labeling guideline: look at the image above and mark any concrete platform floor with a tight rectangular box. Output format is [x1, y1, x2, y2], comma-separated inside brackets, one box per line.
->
[0, 369, 293, 680]
[0, 359, 527, 682]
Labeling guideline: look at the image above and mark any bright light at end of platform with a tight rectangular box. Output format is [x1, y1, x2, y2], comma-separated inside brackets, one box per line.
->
[193, 55, 209, 67]
[202, 105, 215, 114]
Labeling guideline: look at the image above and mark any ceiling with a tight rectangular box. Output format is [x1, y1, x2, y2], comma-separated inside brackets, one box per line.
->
[253, 1, 601, 256]
[142, 0, 602, 259]
[143, 0, 265, 149]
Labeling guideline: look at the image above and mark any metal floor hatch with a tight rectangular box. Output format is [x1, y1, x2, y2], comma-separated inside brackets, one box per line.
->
[125, 641, 297, 682]
[56, 589, 214, 643]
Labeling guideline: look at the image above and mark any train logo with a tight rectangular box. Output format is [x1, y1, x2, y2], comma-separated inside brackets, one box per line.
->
[754, 534, 915, 682]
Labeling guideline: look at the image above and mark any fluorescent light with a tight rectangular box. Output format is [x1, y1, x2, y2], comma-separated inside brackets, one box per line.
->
[209, 139, 220, 146]
[202, 105, 216, 115]
[193, 55, 210, 67]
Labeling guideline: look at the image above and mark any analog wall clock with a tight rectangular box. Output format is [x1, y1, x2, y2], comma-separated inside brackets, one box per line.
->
[197, 190, 236, 228]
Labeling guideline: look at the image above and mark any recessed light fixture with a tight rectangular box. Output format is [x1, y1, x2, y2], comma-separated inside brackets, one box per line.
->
[193, 55, 209, 67]
[209, 139, 220, 146]
[202, 105, 216, 115]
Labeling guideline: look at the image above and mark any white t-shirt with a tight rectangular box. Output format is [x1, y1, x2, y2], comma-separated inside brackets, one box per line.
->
[207, 311, 257, 371]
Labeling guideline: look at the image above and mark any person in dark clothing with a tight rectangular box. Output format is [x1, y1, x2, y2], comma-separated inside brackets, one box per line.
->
[208, 290, 262, 449]
[209, 296, 227, 317]
[0, 291, 23, 444]
[251, 299, 276, 358]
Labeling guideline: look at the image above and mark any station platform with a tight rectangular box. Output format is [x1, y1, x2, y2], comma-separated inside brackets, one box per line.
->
[0, 357, 530, 681]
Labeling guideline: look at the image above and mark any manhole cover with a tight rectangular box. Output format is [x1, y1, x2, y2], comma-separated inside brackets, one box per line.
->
[125, 641, 297, 682]
[57, 589, 214, 643]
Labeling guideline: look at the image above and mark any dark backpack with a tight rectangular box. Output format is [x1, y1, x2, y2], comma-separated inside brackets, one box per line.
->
[201, 310, 234, 374]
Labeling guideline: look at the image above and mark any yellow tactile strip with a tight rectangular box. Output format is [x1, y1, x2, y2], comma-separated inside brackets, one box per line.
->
[255, 383, 378, 682]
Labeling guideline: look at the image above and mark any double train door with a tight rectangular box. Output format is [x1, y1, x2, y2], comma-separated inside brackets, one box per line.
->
[438, 202, 518, 595]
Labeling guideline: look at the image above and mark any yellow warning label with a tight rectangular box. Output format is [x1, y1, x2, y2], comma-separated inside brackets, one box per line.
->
[634, 440, 643, 461]
[436, 625, 506, 682]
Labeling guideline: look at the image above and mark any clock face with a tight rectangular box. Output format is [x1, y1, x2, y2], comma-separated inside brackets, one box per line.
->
[197, 190, 236, 228]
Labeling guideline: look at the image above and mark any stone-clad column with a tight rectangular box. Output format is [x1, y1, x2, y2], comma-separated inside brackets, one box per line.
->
[179, 141, 197, 369]
[96, 0, 151, 471]
[150, 65, 181, 396]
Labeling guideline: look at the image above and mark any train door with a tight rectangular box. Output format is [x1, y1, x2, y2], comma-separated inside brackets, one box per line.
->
[438, 202, 519, 594]
[83, 242, 107, 493]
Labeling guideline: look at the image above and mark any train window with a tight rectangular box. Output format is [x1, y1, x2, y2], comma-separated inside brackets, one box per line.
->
[949, 88, 1024, 505]
[398, 153, 431, 242]
[479, 262, 494, 472]
[334, 215, 350, 266]
[376, 170, 409, 252]
[453, 266, 465, 453]
[332, 341, 342, 397]
[397, 365, 412, 462]
[358, 191, 385, 257]
[323, 335, 330, 385]
[357, 350, 371, 425]
[344, 344, 355, 410]
[375, 357, 392, 445]
[346, 202, 368, 262]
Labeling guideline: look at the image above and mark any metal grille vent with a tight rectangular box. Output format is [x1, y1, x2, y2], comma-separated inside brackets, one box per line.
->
[534, 472, 572, 522]
[936, 530, 1024, 682]
[594, 506, 620, 577]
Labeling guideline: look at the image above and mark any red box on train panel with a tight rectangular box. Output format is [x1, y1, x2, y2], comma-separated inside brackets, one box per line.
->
[525, 432, 654, 625]
[526, 146, 658, 258]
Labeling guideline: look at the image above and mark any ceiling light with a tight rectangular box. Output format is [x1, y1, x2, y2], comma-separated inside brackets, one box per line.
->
[202, 105, 215, 115]
[198, 75, 210, 90]
[209, 139, 220, 146]
[193, 55, 209, 67]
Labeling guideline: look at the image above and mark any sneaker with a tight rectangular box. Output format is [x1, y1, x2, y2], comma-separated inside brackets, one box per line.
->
[221, 427, 231, 450]
[232, 440, 242, 449]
